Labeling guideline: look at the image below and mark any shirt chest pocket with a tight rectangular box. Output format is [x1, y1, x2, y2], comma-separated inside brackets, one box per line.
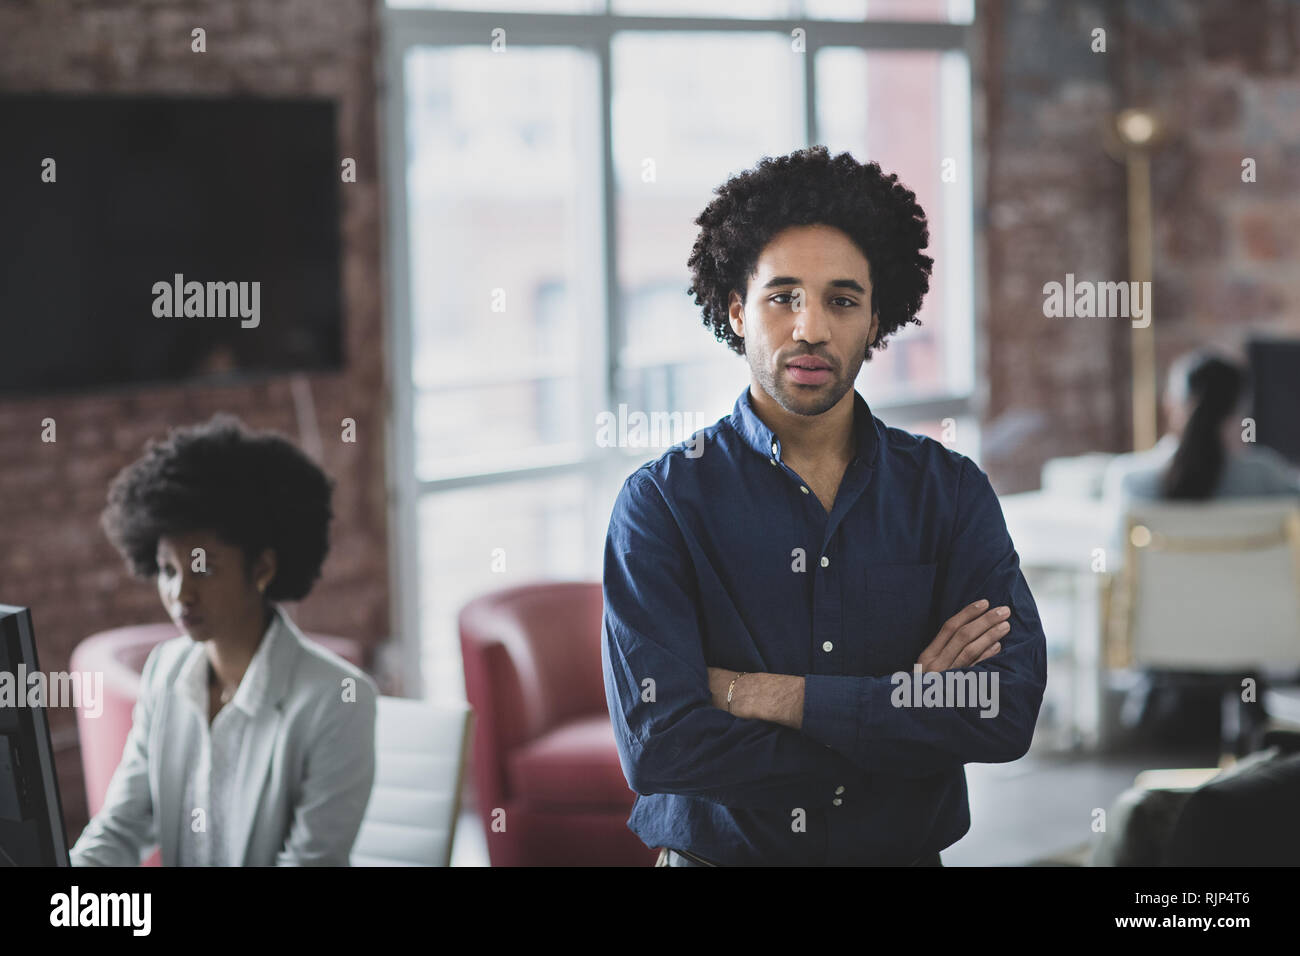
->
[862, 562, 938, 675]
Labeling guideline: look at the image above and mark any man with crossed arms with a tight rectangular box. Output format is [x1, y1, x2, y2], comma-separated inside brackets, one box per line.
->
[601, 148, 1047, 866]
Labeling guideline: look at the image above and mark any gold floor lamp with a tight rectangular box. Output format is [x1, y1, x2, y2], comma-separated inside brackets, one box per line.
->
[1105, 107, 1169, 451]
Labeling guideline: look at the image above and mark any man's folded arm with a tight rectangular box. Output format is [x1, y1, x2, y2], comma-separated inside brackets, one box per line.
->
[800, 457, 1048, 776]
[602, 472, 867, 810]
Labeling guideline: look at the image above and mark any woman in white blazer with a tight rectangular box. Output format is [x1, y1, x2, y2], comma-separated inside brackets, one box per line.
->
[71, 414, 377, 866]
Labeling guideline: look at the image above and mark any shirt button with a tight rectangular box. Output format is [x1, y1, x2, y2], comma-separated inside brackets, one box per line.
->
[835, 785, 845, 795]
[800, 485, 809, 494]
[771, 441, 778, 455]
[822, 641, 833, 652]
[832, 798, 843, 807]
[820, 556, 829, 568]
[769, 457, 777, 466]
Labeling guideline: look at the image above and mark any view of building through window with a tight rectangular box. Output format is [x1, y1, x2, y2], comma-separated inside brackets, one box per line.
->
[397, 5, 974, 699]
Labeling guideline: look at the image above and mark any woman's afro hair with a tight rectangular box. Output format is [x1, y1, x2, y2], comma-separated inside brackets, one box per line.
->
[687, 145, 933, 359]
[101, 413, 334, 602]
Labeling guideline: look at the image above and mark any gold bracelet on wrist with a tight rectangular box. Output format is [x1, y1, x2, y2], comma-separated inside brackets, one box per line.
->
[726, 672, 748, 713]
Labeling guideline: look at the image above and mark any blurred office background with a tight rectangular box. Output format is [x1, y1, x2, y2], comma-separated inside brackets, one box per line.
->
[1, 0, 1299, 866]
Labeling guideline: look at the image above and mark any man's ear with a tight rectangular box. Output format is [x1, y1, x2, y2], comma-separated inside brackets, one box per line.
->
[868, 311, 880, 347]
[727, 290, 745, 340]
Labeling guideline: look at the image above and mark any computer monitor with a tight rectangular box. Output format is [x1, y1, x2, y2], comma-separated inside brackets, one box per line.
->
[1247, 337, 1300, 466]
[0, 605, 70, 866]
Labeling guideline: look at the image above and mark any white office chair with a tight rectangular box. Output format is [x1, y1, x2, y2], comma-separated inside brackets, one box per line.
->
[1101, 498, 1300, 756]
[351, 697, 474, 866]
[1108, 498, 1300, 670]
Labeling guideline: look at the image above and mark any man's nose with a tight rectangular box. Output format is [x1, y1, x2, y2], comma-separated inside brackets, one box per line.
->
[792, 299, 831, 343]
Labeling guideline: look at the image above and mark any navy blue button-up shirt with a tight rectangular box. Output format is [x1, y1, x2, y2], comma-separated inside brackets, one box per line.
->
[601, 386, 1047, 865]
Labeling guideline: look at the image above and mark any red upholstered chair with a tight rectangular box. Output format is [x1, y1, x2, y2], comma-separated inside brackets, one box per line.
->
[69, 621, 365, 866]
[459, 581, 656, 866]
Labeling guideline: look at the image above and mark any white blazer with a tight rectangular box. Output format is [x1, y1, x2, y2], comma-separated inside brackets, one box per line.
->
[71, 606, 377, 866]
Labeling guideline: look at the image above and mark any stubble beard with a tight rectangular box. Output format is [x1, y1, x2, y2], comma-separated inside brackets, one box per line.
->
[747, 342, 868, 417]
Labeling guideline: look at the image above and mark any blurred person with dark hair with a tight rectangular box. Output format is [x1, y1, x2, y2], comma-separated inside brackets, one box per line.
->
[70, 414, 377, 866]
[1102, 352, 1300, 749]
[1104, 350, 1300, 507]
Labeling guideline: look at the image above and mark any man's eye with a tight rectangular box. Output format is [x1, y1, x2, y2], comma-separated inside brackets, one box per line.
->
[769, 294, 857, 307]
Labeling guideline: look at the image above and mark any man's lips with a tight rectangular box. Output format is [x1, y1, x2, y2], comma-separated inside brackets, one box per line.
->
[786, 357, 833, 384]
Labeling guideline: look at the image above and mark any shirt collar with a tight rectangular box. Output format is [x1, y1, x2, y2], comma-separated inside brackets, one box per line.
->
[229, 608, 279, 716]
[729, 384, 880, 468]
[176, 606, 283, 718]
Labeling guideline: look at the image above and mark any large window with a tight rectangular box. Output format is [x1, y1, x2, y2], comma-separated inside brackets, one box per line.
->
[383, 1, 977, 699]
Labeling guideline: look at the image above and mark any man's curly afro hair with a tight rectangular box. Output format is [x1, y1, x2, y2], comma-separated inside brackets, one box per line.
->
[687, 145, 933, 360]
[101, 413, 334, 602]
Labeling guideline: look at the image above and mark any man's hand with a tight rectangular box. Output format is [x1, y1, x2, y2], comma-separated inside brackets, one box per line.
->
[916, 599, 1010, 673]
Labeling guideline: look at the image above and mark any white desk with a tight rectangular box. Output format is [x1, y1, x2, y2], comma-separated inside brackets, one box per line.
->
[997, 491, 1119, 750]
[999, 491, 1116, 572]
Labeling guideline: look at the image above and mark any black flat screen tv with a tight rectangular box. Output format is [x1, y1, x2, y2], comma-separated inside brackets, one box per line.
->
[0, 94, 343, 398]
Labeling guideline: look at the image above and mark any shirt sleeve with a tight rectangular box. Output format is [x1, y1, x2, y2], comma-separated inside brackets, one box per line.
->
[801, 456, 1048, 776]
[69, 643, 165, 867]
[276, 672, 377, 865]
[603, 471, 867, 810]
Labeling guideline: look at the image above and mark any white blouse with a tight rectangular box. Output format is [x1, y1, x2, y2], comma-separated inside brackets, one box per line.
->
[174, 618, 277, 866]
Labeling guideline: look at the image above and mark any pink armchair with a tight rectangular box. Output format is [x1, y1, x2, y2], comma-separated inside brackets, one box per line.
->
[70, 621, 365, 865]
[459, 581, 656, 866]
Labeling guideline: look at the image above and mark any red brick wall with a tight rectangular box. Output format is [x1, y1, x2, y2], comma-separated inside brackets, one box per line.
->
[978, 0, 1300, 492]
[0, 0, 390, 839]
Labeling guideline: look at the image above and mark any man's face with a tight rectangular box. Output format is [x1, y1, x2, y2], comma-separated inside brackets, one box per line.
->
[727, 224, 879, 417]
